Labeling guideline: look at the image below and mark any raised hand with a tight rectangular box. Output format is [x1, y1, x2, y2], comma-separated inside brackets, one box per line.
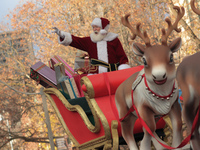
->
[52, 27, 64, 38]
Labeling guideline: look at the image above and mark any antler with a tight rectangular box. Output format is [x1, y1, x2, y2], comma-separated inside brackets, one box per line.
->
[121, 14, 151, 47]
[190, 0, 200, 15]
[161, 6, 185, 45]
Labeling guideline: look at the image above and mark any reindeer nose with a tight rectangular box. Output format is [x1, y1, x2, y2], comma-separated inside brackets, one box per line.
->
[152, 73, 166, 80]
[152, 66, 167, 80]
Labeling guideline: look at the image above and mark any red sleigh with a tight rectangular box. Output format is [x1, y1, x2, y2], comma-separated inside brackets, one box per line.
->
[44, 66, 166, 149]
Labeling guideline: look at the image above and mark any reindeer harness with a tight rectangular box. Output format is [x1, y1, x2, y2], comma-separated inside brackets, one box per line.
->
[119, 73, 176, 122]
[116, 72, 200, 149]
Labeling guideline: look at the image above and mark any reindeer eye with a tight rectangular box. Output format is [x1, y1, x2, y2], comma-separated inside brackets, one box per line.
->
[142, 57, 148, 66]
[169, 53, 174, 64]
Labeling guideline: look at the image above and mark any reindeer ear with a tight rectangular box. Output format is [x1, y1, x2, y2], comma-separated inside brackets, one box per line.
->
[169, 37, 182, 53]
[132, 43, 145, 57]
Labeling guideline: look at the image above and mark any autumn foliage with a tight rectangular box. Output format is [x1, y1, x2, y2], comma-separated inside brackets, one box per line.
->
[0, 0, 200, 149]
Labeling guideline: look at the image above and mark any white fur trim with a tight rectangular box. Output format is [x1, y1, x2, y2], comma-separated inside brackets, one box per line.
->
[118, 64, 131, 70]
[97, 41, 108, 73]
[91, 18, 102, 28]
[100, 29, 107, 35]
[100, 24, 110, 35]
[58, 31, 72, 46]
[103, 32, 118, 41]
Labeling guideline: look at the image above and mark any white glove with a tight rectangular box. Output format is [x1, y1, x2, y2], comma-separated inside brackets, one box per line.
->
[52, 27, 65, 39]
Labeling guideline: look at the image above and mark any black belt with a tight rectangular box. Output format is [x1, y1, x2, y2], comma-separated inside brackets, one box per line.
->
[90, 58, 119, 72]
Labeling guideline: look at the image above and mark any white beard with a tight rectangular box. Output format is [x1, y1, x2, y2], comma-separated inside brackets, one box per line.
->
[90, 32, 107, 43]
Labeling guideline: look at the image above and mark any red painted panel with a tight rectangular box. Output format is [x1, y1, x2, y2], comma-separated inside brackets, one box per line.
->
[50, 94, 105, 144]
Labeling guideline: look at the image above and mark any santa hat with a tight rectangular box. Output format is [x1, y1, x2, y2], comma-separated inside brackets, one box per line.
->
[91, 17, 110, 35]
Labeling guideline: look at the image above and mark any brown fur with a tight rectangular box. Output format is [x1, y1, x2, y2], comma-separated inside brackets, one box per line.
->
[176, 52, 200, 150]
[176, 1, 200, 149]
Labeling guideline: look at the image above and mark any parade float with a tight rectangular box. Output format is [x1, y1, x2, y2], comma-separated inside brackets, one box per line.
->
[30, 55, 166, 150]
[29, 1, 200, 149]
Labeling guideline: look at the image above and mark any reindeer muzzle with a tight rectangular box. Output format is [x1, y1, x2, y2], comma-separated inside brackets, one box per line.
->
[153, 78, 167, 85]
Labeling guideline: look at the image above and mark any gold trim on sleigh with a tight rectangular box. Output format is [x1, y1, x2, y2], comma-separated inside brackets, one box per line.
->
[44, 85, 119, 149]
[80, 76, 119, 149]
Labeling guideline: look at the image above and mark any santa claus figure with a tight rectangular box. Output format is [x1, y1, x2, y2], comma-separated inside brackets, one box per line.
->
[52, 17, 130, 74]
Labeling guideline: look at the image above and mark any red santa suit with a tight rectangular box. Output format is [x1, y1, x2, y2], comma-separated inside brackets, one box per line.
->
[58, 18, 130, 74]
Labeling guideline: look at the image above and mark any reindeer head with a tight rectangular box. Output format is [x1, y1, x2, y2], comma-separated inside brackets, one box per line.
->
[122, 6, 185, 86]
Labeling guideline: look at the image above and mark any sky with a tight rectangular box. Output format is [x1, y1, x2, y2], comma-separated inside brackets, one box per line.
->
[0, 0, 26, 23]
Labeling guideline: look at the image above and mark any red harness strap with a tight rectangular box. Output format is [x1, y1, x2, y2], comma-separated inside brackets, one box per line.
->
[119, 74, 175, 121]
[130, 89, 200, 149]
[119, 106, 135, 122]
[103, 72, 199, 149]
[118, 74, 143, 122]
[143, 75, 175, 99]
[119, 75, 200, 149]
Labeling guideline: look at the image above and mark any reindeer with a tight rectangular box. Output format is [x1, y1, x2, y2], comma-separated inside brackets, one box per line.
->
[115, 6, 185, 150]
[176, 0, 200, 149]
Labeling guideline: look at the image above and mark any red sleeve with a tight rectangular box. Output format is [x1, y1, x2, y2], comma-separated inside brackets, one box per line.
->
[69, 35, 90, 52]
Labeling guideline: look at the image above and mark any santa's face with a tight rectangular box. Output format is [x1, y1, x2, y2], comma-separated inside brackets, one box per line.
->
[92, 25, 101, 34]
[91, 26, 106, 42]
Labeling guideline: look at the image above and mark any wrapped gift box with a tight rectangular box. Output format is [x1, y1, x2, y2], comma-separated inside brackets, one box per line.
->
[63, 78, 80, 99]
[50, 55, 74, 78]
[55, 63, 80, 99]
[54, 63, 67, 83]
[74, 53, 97, 74]
[57, 77, 80, 99]
[48, 60, 53, 70]
[30, 61, 57, 88]
[74, 54, 90, 73]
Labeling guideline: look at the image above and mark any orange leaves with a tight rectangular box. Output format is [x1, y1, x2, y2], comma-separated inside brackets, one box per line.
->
[2, 0, 198, 64]
[0, 1, 198, 150]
